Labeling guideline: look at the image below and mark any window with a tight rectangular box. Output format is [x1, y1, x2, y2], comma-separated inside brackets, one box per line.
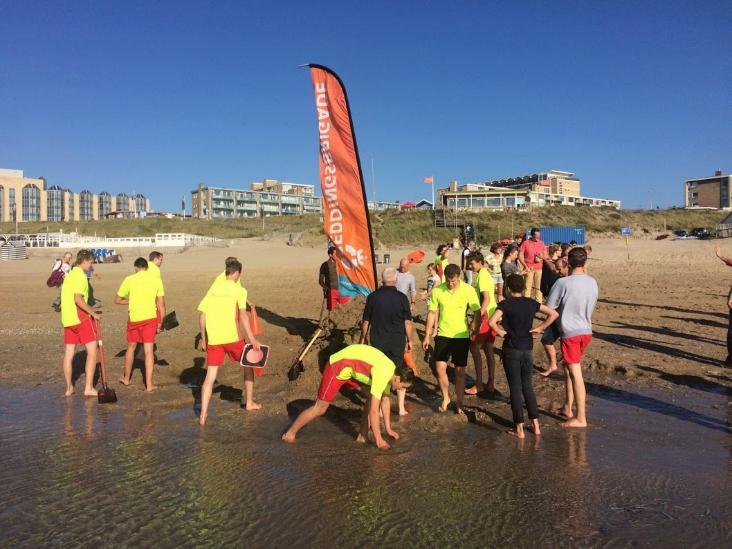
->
[47, 187, 65, 222]
[79, 191, 94, 220]
[98, 192, 111, 218]
[22, 184, 41, 221]
[116, 193, 129, 211]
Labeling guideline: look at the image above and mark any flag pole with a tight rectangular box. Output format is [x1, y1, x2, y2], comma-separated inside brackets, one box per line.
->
[431, 175, 435, 211]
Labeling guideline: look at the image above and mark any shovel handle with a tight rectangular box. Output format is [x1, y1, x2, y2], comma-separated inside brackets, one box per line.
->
[296, 327, 323, 363]
[94, 318, 108, 388]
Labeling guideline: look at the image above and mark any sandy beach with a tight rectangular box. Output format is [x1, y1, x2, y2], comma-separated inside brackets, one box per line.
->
[1, 236, 730, 546]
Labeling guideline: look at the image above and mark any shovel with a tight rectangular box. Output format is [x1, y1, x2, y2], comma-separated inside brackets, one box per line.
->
[95, 319, 117, 404]
[288, 327, 323, 381]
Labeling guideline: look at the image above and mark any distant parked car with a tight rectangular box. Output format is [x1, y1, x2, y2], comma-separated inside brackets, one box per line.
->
[673, 230, 688, 238]
[690, 227, 712, 239]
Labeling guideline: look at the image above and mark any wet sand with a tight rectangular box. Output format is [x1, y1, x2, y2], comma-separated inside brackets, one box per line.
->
[1, 237, 731, 546]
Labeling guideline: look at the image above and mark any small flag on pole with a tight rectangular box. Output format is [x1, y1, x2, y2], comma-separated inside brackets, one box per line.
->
[423, 176, 433, 184]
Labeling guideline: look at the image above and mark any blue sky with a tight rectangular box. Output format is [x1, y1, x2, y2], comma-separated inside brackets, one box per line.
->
[1, 1, 730, 211]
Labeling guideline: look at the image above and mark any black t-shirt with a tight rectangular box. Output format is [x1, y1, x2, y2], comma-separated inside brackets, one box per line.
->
[541, 263, 561, 297]
[497, 297, 540, 350]
[363, 286, 411, 349]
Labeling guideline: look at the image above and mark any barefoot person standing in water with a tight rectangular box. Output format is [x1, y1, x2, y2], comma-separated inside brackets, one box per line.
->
[545, 247, 598, 428]
[422, 263, 481, 414]
[197, 260, 262, 425]
[282, 344, 410, 448]
[115, 257, 165, 392]
[60, 249, 101, 396]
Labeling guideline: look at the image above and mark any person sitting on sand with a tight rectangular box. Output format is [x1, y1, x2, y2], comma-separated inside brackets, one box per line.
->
[115, 257, 165, 392]
[545, 247, 598, 428]
[465, 251, 498, 397]
[421, 264, 481, 414]
[489, 274, 558, 438]
[282, 344, 412, 449]
[197, 260, 263, 425]
[60, 249, 101, 397]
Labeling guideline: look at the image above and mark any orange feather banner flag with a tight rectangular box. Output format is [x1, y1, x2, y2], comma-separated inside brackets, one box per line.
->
[308, 64, 377, 299]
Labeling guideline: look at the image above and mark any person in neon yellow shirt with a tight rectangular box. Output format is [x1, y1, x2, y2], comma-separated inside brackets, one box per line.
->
[421, 263, 480, 414]
[466, 251, 498, 396]
[282, 344, 412, 449]
[197, 260, 262, 425]
[114, 257, 165, 392]
[434, 243, 450, 283]
[60, 249, 101, 397]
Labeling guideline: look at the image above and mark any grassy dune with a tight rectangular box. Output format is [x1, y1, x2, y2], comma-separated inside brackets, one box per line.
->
[1, 207, 725, 246]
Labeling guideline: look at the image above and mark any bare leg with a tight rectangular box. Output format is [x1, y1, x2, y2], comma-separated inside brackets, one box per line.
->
[495, 283, 503, 303]
[199, 365, 219, 425]
[397, 387, 408, 415]
[62, 344, 76, 396]
[356, 395, 371, 443]
[484, 342, 496, 392]
[120, 342, 136, 385]
[454, 366, 466, 413]
[563, 363, 587, 427]
[435, 360, 451, 412]
[540, 343, 558, 377]
[243, 367, 261, 410]
[282, 399, 330, 442]
[466, 341, 483, 395]
[143, 342, 156, 392]
[559, 364, 575, 418]
[530, 418, 541, 435]
[381, 395, 399, 439]
[83, 341, 98, 396]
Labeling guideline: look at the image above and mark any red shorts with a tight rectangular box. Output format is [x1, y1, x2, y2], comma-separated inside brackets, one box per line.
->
[317, 361, 357, 402]
[206, 340, 245, 367]
[126, 318, 158, 344]
[472, 314, 496, 344]
[561, 335, 592, 364]
[64, 312, 96, 345]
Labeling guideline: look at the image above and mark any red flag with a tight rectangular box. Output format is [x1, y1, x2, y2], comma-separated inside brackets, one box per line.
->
[308, 64, 376, 298]
[424, 176, 433, 184]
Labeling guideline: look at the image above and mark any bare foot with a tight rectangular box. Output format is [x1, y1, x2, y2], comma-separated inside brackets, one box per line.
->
[539, 366, 557, 378]
[456, 407, 465, 416]
[398, 409, 409, 416]
[386, 429, 400, 440]
[84, 389, 98, 397]
[438, 398, 451, 413]
[64, 388, 74, 397]
[355, 434, 367, 444]
[528, 419, 542, 435]
[199, 416, 207, 426]
[119, 378, 130, 386]
[554, 403, 574, 418]
[562, 418, 588, 428]
[146, 385, 158, 393]
[281, 432, 296, 443]
[508, 424, 526, 439]
[464, 385, 480, 395]
[245, 402, 262, 411]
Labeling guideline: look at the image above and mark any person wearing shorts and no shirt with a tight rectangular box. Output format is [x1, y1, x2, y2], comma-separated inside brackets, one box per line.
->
[488, 274, 558, 438]
[282, 344, 411, 449]
[115, 257, 165, 392]
[465, 251, 498, 396]
[422, 264, 480, 414]
[546, 247, 598, 428]
[197, 260, 262, 425]
[60, 250, 101, 397]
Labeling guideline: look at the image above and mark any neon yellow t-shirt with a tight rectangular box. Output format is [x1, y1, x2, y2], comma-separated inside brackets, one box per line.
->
[197, 280, 248, 345]
[117, 270, 165, 322]
[474, 267, 497, 317]
[428, 280, 480, 338]
[206, 271, 242, 297]
[61, 266, 88, 327]
[329, 344, 395, 398]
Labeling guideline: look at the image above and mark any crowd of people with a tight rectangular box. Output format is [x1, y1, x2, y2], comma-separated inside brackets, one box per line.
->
[53, 228, 598, 447]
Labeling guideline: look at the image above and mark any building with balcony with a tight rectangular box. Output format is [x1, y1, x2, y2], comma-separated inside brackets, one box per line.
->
[0, 168, 150, 223]
[191, 179, 322, 219]
[436, 170, 620, 211]
[684, 170, 732, 209]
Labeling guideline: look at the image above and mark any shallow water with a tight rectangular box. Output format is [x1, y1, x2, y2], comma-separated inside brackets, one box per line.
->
[0, 382, 729, 548]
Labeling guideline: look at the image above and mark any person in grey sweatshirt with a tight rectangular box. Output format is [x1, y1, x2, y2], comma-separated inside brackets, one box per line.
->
[546, 247, 598, 428]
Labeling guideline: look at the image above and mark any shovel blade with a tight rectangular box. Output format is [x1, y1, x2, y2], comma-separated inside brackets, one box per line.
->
[98, 386, 118, 404]
[287, 361, 304, 381]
